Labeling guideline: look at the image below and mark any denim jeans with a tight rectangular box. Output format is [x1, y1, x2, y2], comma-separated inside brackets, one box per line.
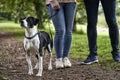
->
[48, 3, 76, 58]
[84, 0, 119, 56]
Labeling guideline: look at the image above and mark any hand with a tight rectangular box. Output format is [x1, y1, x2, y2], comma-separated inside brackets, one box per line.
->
[50, 0, 60, 10]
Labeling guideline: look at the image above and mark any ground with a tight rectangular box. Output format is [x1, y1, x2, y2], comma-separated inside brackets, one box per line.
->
[0, 31, 120, 80]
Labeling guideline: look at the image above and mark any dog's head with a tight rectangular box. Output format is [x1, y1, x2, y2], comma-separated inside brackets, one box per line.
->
[20, 16, 39, 28]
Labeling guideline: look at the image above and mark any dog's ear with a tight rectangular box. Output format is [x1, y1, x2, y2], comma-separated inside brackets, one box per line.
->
[34, 18, 39, 25]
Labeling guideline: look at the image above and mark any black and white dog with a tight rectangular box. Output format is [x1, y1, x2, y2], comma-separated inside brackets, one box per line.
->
[20, 16, 53, 76]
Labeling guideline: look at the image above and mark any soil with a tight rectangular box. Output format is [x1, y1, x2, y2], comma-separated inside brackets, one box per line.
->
[0, 31, 120, 80]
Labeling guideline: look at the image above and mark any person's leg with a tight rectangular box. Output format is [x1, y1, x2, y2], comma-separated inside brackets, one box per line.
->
[82, 0, 99, 64]
[62, 2, 76, 67]
[85, 0, 99, 56]
[48, 4, 65, 58]
[48, 4, 65, 68]
[63, 2, 76, 58]
[101, 0, 120, 62]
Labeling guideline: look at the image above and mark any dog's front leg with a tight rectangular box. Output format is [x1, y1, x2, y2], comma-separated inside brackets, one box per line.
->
[25, 50, 33, 75]
[36, 50, 43, 76]
[36, 56, 43, 76]
[34, 61, 38, 69]
[34, 54, 39, 69]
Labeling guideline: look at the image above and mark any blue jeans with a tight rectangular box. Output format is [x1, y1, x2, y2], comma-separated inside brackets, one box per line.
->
[84, 0, 119, 56]
[48, 3, 76, 58]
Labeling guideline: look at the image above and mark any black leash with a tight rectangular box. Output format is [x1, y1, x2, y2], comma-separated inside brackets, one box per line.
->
[47, 10, 59, 41]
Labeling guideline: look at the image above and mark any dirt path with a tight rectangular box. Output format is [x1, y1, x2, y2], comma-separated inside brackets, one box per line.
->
[0, 31, 120, 80]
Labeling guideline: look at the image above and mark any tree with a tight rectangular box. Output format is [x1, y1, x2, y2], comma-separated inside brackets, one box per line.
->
[0, 0, 87, 31]
[73, 0, 86, 32]
[33, 0, 49, 29]
[0, 0, 36, 22]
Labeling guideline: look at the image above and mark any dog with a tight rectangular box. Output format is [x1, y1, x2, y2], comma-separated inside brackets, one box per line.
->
[19, 16, 53, 76]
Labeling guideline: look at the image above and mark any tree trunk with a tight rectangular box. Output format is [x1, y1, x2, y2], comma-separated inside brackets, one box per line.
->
[73, 14, 77, 32]
[33, 1, 44, 29]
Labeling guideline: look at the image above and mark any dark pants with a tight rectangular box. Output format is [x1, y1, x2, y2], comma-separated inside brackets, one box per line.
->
[84, 0, 119, 56]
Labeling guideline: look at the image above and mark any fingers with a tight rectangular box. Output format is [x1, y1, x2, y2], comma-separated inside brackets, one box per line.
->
[50, 0, 60, 10]
[53, 5, 60, 10]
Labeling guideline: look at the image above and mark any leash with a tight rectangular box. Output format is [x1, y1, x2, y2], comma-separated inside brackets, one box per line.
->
[48, 9, 59, 19]
[47, 20, 53, 41]
[47, 9, 59, 41]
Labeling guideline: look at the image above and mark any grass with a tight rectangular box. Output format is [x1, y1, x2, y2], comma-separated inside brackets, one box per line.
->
[71, 33, 114, 60]
[0, 75, 4, 80]
[0, 20, 120, 72]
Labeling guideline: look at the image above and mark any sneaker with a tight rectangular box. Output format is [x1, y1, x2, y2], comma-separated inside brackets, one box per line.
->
[56, 58, 64, 69]
[63, 57, 72, 68]
[81, 55, 98, 65]
[114, 58, 120, 62]
[112, 55, 120, 62]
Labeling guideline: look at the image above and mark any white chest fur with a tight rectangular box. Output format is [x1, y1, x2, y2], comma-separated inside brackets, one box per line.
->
[24, 27, 40, 50]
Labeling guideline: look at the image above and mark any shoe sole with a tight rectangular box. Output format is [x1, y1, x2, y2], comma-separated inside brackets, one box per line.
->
[56, 67, 64, 69]
[64, 65, 71, 68]
[81, 60, 99, 65]
[114, 60, 120, 62]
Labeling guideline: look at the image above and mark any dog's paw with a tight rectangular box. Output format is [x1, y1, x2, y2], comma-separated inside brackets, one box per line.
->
[48, 66, 52, 70]
[28, 72, 33, 75]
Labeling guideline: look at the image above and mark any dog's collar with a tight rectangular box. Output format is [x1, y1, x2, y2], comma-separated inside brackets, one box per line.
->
[24, 32, 39, 39]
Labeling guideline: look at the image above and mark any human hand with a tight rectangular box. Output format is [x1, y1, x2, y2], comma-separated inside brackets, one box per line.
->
[50, 0, 60, 10]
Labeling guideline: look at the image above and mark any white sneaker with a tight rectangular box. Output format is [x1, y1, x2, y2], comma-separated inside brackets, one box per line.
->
[56, 58, 64, 69]
[63, 57, 71, 68]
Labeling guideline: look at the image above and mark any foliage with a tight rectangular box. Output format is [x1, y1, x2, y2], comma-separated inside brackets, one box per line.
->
[0, 0, 86, 30]
[0, 0, 48, 29]
[116, 0, 120, 16]
[0, 0, 120, 30]
[0, 0, 35, 21]
[76, 0, 86, 24]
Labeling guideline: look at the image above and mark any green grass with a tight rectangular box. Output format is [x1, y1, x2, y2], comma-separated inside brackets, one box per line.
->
[0, 75, 3, 80]
[70, 33, 120, 71]
[0, 21, 120, 71]
[0, 21, 24, 40]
